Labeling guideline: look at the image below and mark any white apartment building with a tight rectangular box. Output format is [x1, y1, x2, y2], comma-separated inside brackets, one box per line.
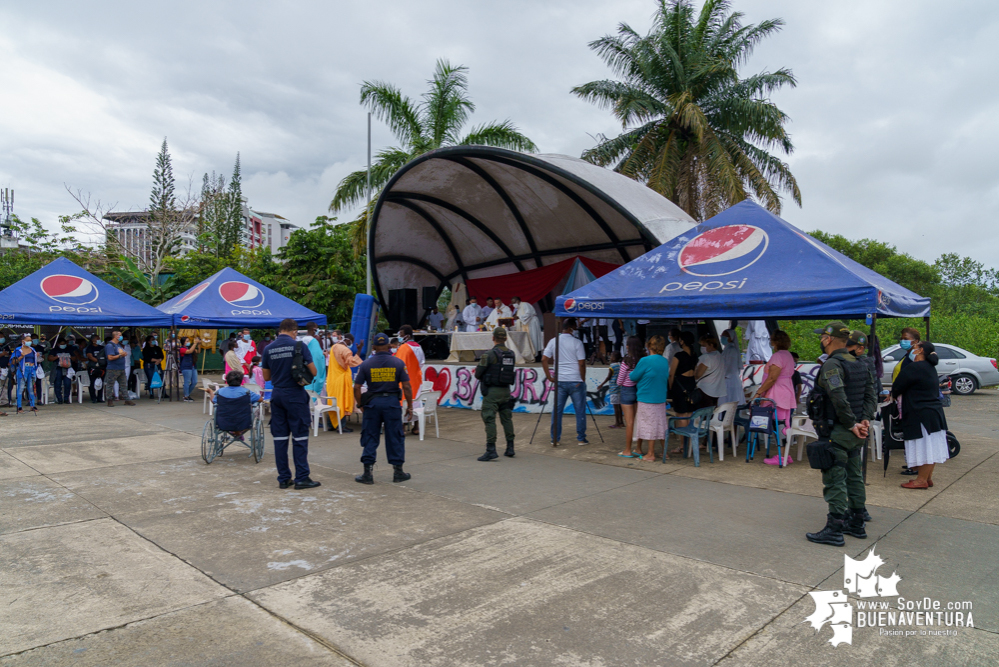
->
[104, 203, 297, 263]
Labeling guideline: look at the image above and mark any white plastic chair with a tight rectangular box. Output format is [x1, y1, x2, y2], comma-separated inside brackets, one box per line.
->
[75, 370, 90, 404]
[785, 415, 818, 466]
[37, 373, 50, 405]
[306, 389, 342, 436]
[869, 420, 883, 460]
[202, 378, 219, 415]
[709, 402, 738, 461]
[413, 390, 441, 441]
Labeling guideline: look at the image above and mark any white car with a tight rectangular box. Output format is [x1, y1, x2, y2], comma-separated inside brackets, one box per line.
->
[881, 343, 999, 395]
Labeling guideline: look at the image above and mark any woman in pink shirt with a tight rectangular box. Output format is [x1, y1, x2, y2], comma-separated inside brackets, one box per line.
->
[752, 330, 797, 465]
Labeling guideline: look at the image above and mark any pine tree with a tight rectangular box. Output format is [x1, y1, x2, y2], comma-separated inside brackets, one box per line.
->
[223, 152, 244, 249]
[148, 138, 180, 265]
[150, 138, 176, 221]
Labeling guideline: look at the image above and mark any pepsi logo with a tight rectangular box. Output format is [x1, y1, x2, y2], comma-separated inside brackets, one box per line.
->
[219, 281, 265, 308]
[678, 225, 768, 277]
[180, 315, 191, 322]
[564, 298, 576, 313]
[40, 275, 99, 305]
[176, 282, 209, 307]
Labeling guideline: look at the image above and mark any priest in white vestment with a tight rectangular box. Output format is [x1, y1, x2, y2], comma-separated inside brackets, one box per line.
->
[485, 298, 513, 327]
[462, 297, 483, 332]
[511, 296, 543, 356]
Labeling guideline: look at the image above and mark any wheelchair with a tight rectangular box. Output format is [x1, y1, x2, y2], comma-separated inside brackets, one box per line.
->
[201, 391, 266, 464]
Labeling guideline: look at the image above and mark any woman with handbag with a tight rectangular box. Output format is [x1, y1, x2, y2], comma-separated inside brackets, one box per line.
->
[891, 341, 948, 489]
[10, 333, 39, 414]
[668, 331, 699, 428]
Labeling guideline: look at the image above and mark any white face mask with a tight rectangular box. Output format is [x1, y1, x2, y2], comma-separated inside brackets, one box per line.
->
[700, 346, 708, 355]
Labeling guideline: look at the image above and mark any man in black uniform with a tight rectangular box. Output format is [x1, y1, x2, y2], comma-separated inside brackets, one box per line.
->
[806, 321, 877, 546]
[353, 332, 413, 484]
[262, 318, 320, 490]
[475, 327, 516, 461]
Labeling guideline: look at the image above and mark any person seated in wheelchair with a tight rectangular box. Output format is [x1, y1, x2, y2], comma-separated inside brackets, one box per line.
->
[207, 371, 261, 441]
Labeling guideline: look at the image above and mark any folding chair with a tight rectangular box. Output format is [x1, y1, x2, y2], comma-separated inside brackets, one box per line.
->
[745, 397, 784, 466]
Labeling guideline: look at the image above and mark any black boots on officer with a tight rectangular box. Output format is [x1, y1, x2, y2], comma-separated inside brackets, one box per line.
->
[477, 442, 515, 461]
[807, 508, 868, 546]
[354, 463, 410, 484]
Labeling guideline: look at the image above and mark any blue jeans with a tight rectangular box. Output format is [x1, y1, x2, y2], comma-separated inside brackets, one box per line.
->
[182, 368, 198, 398]
[16, 374, 35, 409]
[52, 366, 72, 403]
[551, 381, 587, 443]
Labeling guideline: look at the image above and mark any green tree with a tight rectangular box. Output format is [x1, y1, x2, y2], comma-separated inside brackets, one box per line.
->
[272, 217, 366, 326]
[197, 171, 228, 256]
[108, 257, 181, 303]
[573, 0, 800, 221]
[223, 153, 244, 250]
[329, 59, 538, 252]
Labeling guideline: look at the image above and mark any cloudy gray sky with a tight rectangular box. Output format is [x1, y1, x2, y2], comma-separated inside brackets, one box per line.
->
[2, 0, 997, 267]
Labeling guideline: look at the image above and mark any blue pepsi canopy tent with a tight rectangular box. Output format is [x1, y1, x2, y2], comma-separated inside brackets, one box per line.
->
[555, 201, 930, 320]
[0, 257, 173, 326]
[157, 267, 327, 328]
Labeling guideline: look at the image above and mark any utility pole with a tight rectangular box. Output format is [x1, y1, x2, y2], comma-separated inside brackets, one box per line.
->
[365, 112, 373, 296]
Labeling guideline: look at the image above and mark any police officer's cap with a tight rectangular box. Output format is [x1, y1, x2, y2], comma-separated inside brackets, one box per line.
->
[492, 326, 507, 340]
[373, 332, 390, 346]
[848, 330, 868, 347]
[813, 321, 850, 339]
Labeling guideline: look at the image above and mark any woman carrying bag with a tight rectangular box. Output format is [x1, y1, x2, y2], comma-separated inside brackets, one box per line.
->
[10, 333, 39, 414]
[891, 341, 948, 489]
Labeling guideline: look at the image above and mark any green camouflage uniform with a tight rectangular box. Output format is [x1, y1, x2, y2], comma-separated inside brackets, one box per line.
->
[816, 347, 877, 515]
[476, 344, 515, 447]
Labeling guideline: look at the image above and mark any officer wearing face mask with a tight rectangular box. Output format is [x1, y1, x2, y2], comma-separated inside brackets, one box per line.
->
[805, 321, 877, 547]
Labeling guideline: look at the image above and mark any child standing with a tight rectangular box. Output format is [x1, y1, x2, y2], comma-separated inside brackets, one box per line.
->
[599, 352, 625, 429]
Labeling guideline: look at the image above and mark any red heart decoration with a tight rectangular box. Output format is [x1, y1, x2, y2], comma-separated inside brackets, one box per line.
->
[424, 366, 451, 403]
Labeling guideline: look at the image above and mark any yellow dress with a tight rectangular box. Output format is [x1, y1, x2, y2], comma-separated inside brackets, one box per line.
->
[325, 344, 361, 427]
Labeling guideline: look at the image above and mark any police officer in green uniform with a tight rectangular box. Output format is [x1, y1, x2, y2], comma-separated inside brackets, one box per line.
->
[806, 321, 877, 546]
[475, 327, 516, 461]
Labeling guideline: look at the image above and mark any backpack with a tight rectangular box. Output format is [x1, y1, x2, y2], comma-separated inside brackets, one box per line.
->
[290, 341, 314, 387]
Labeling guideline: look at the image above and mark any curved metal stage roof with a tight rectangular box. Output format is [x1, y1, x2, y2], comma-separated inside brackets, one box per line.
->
[369, 146, 696, 307]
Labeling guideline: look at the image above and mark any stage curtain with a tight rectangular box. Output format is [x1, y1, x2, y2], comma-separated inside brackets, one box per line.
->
[466, 256, 619, 305]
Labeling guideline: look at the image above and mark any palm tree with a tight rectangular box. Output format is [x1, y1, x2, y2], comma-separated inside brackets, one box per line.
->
[572, 0, 801, 221]
[330, 59, 538, 252]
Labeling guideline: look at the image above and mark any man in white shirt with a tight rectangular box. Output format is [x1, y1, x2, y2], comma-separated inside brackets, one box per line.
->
[663, 328, 682, 366]
[542, 318, 589, 446]
[462, 298, 483, 332]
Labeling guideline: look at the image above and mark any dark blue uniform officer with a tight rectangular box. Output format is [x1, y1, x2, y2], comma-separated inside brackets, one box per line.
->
[262, 318, 320, 490]
[353, 332, 414, 484]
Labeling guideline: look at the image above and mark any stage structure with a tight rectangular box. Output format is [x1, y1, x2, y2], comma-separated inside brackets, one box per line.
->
[369, 146, 696, 323]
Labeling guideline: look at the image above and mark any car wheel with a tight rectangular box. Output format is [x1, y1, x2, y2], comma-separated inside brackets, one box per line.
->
[952, 374, 977, 396]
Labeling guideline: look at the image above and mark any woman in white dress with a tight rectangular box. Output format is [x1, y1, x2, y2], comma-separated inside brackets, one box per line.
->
[891, 341, 948, 489]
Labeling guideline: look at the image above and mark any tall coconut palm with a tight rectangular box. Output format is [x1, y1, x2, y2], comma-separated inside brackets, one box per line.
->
[573, 0, 801, 221]
[330, 60, 537, 252]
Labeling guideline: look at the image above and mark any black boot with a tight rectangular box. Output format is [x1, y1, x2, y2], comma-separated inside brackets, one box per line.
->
[843, 509, 868, 539]
[806, 513, 846, 546]
[393, 464, 411, 482]
[477, 445, 498, 462]
[862, 508, 873, 523]
[355, 463, 374, 485]
[504, 442, 515, 458]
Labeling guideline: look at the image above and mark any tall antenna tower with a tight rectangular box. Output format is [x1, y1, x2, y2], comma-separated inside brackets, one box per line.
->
[0, 189, 16, 248]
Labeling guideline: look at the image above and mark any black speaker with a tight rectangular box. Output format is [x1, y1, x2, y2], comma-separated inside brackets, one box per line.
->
[388, 288, 418, 331]
[422, 286, 438, 312]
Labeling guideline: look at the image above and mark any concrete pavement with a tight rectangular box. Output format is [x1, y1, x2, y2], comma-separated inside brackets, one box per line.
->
[1, 389, 997, 665]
